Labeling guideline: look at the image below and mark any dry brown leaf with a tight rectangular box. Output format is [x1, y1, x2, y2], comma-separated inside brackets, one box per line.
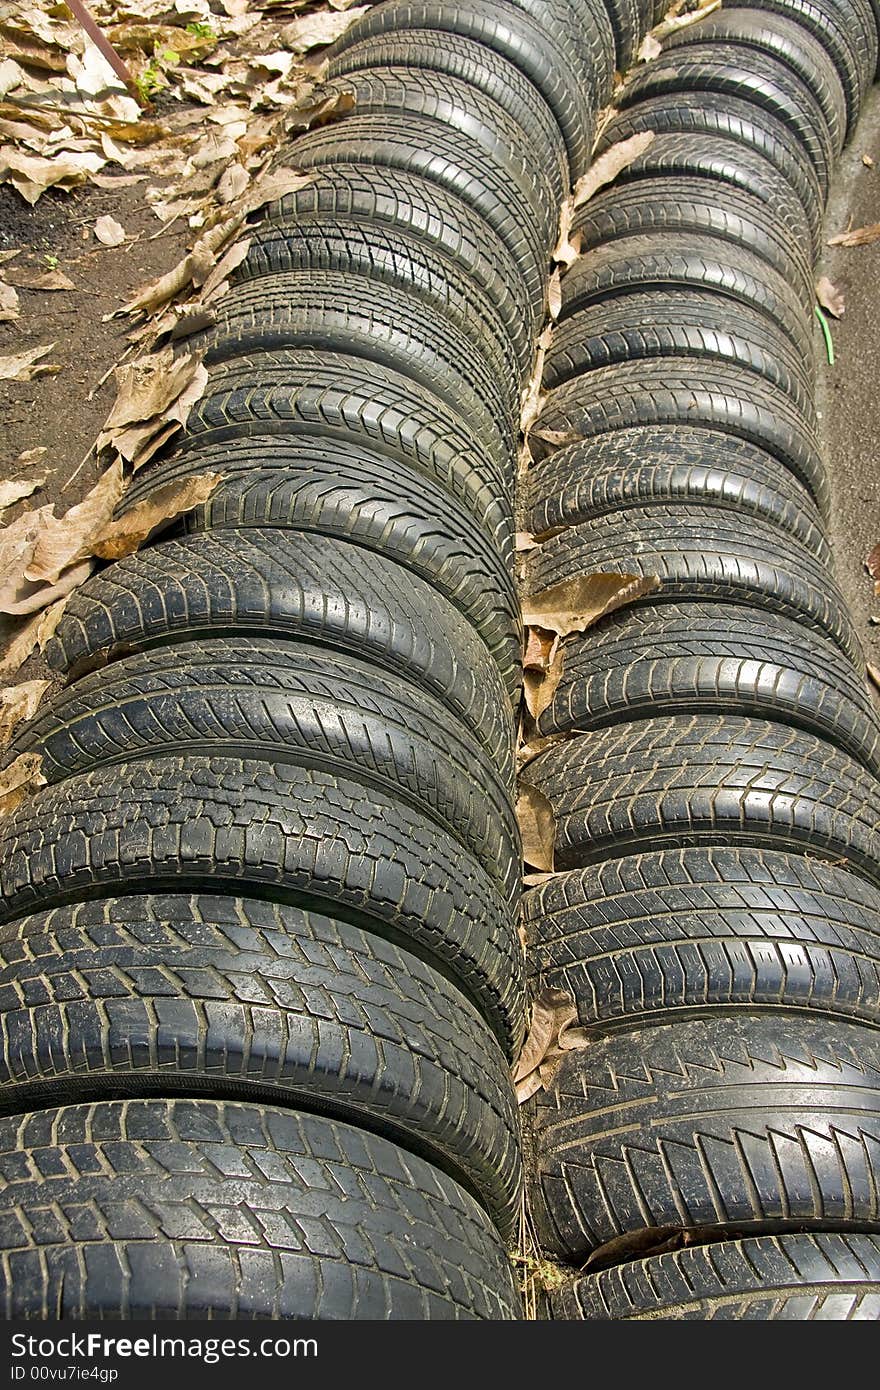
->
[552, 198, 582, 270]
[0, 278, 18, 321]
[523, 643, 565, 721]
[522, 870, 560, 888]
[521, 572, 661, 637]
[653, 0, 721, 38]
[23, 459, 127, 587]
[828, 222, 880, 248]
[97, 348, 207, 467]
[572, 131, 655, 208]
[515, 531, 538, 553]
[280, 6, 369, 52]
[517, 781, 555, 873]
[816, 275, 845, 317]
[0, 750, 45, 819]
[92, 472, 220, 561]
[3, 267, 74, 290]
[0, 343, 60, 381]
[547, 266, 562, 321]
[94, 215, 126, 247]
[863, 154, 875, 168]
[513, 987, 589, 1102]
[637, 32, 662, 60]
[12, 447, 47, 467]
[0, 594, 68, 681]
[122, 214, 246, 315]
[0, 474, 45, 519]
[0, 678, 49, 746]
[868, 662, 880, 694]
[523, 626, 557, 672]
[520, 324, 553, 443]
[200, 237, 251, 301]
[530, 427, 584, 452]
[217, 161, 250, 203]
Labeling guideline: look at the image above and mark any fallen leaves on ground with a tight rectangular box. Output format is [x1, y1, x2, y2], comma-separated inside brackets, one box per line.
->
[572, 131, 655, 208]
[816, 275, 845, 317]
[280, 6, 368, 52]
[94, 213, 126, 246]
[523, 626, 564, 721]
[652, 0, 722, 39]
[516, 781, 556, 874]
[512, 987, 589, 1103]
[0, 750, 45, 820]
[0, 344, 60, 382]
[96, 346, 208, 468]
[828, 222, 880, 247]
[0, 596, 68, 681]
[0, 475, 45, 520]
[3, 267, 74, 290]
[636, 32, 662, 61]
[92, 471, 220, 560]
[0, 679, 49, 746]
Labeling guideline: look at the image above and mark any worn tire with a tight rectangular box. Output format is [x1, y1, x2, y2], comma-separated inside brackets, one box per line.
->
[14, 638, 520, 900]
[121, 438, 519, 683]
[597, 132, 813, 254]
[557, 234, 813, 366]
[0, 755, 525, 1055]
[520, 426, 828, 558]
[287, 113, 548, 312]
[532, 601, 879, 772]
[316, 66, 558, 248]
[0, 895, 522, 1233]
[0, 1100, 521, 1319]
[331, 0, 596, 174]
[327, 32, 568, 199]
[662, 7, 847, 154]
[616, 45, 835, 201]
[44, 530, 517, 778]
[534, 359, 828, 517]
[233, 218, 521, 398]
[740, 0, 876, 131]
[523, 507, 857, 661]
[531, 1012, 880, 1259]
[192, 272, 516, 463]
[525, 715, 880, 887]
[543, 290, 813, 410]
[526, 846, 880, 1030]
[158, 349, 515, 559]
[571, 177, 814, 308]
[552, 1232, 880, 1320]
[255, 163, 536, 368]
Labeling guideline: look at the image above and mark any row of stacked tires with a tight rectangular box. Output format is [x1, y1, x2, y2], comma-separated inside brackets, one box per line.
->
[0, 0, 630, 1322]
[521, 0, 880, 1321]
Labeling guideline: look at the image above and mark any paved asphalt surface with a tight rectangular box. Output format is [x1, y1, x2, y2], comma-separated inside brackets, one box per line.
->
[817, 85, 880, 669]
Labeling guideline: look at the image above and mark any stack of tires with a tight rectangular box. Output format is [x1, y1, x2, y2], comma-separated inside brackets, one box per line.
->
[0, 0, 629, 1324]
[523, 2, 880, 1320]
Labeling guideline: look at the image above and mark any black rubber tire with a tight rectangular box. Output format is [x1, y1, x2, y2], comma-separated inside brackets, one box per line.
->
[600, 0, 645, 69]
[571, 177, 814, 309]
[740, 0, 877, 132]
[525, 846, 880, 1032]
[531, 1012, 880, 1260]
[14, 638, 520, 902]
[121, 438, 520, 683]
[523, 507, 857, 661]
[159, 349, 515, 562]
[287, 113, 548, 313]
[0, 755, 525, 1056]
[44, 530, 517, 781]
[595, 101, 824, 256]
[525, 715, 880, 888]
[326, 33, 568, 204]
[0, 1100, 521, 1319]
[532, 601, 880, 773]
[193, 272, 516, 464]
[556, 234, 813, 367]
[596, 132, 814, 256]
[662, 7, 847, 155]
[255, 163, 536, 369]
[509, 0, 615, 103]
[520, 426, 828, 559]
[316, 66, 559, 248]
[616, 44, 835, 201]
[552, 1232, 880, 1320]
[0, 895, 522, 1234]
[542, 290, 813, 411]
[330, 0, 596, 175]
[234, 217, 522, 398]
[534, 360, 828, 518]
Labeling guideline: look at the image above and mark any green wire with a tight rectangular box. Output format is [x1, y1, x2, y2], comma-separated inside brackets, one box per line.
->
[815, 304, 835, 365]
